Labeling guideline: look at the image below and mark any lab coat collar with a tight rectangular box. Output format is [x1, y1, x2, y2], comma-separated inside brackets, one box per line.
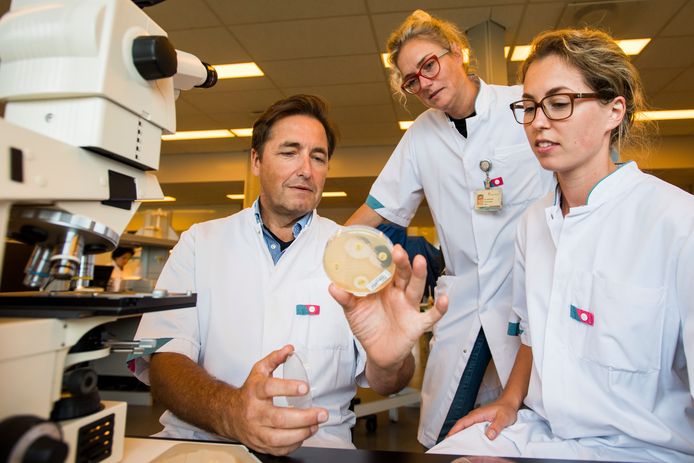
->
[252, 198, 314, 237]
[471, 76, 491, 121]
[549, 161, 640, 219]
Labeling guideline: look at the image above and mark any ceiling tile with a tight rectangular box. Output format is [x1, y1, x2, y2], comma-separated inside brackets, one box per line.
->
[338, 122, 402, 138]
[145, 0, 222, 30]
[653, 120, 694, 136]
[167, 27, 250, 64]
[659, 66, 694, 93]
[282, 82, 393, 107]
[229, 16, 377, 61]
[490, 4, 525, 43]
[649, 90, 694, 110]
[330, 105, 396, 125]
[634, 36, 694, 68]
[186, 88, 285, 114]
[659, 0, 694, 36]
[161, 137, 250, 155]
[199, 77, 278, 93]
[366, 0, 524, 14]
[175, 112, 225, 131]
[513, 2, 566, 43]
[205, 0, 367, 24]
[640, 67, 685, 94]
[260, 55, 385, 87]
[206, 111, 260, 128]
[557, 0, 686, 38]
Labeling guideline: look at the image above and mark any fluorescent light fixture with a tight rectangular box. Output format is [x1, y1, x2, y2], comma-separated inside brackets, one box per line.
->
[213, 62, 264, 79]
[230, 128, 253, 137]
[399, 120, 414, 130]
[618, 38, 651, 55]
[227, 191, 347, 200]
[511, 45, 532, 62]
[139, 196, 176, 203]
[321, 191, 347, 198]
[635, 109, 694, 121]
[381, 53, 391, 68]
[162, 129, 234, 141]
[171, 209, 217, 214]
[504, 46, 510, 58]
[509, 39, 651, 61]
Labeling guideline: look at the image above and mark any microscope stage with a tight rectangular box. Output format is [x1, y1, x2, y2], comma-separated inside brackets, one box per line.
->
[0, 291, 196, 318]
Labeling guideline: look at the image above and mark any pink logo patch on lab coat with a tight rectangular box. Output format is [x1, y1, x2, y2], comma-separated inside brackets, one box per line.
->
[296, 304, 320, 315]
[570, 305, 594, 326]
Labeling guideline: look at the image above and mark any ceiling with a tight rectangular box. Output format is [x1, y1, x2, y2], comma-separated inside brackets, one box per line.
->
[2, 0, 693, 228]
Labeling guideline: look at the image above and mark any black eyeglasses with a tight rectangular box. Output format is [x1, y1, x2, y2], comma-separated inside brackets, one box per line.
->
[509, 92, 600, 124]
[400, 49, 450, 95]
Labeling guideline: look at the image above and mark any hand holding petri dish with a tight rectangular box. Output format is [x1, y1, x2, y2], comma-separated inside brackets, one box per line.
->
[282, 352, 312, 409]
[323, 226, 395, 296]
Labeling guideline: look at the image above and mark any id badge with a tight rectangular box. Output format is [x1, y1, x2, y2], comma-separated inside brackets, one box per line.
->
[474, 188, 503, 212]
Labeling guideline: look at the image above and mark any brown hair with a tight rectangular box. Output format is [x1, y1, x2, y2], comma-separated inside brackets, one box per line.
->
[386, 10, 472, 99]
[519, 28, 651, 153]
[251, 94, 338, 159]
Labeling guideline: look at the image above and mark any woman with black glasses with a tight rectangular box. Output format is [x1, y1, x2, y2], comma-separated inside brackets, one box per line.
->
[431, 28, 694, 462]
[346, 9, 553, 448]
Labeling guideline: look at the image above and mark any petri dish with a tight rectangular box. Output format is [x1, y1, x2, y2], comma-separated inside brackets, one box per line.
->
[283, 352, 312, 409]
[323, 226, 395, 296]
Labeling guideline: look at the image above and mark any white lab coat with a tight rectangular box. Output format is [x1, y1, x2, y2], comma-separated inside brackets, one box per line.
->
[368, 79, 554, 447]
[431, 162, 694, 461]
[133, 208, 367, 449]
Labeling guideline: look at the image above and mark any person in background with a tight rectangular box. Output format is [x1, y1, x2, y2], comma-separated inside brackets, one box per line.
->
[347, 10, 553, 448]
[431, 28, 694, 462]
[108, 246, 135, 291]
[130, 94, 447, 456]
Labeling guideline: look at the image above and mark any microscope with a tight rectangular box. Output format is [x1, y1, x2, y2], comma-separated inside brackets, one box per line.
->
[0, 1, 216, 461]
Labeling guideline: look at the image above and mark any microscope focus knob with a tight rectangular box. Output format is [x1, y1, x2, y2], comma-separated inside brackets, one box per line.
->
[0, 416, 68, 463]
[132, 35, 177, 80]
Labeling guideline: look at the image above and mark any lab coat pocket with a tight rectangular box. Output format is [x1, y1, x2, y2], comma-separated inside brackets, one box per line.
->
[492, 143, 545, 206]
[291, 278, 354, 404]
[569, 272, 665, 410]
[584, 274, 666, 373]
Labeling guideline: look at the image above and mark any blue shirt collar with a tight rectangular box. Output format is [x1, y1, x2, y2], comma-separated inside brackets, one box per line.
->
[253, 198, 313, 264]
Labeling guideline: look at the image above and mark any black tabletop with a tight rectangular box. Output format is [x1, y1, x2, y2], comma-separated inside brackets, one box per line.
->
[255, 446, 623, 463]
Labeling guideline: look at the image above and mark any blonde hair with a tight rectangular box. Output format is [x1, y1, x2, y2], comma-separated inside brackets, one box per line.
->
[519, 28, 652, 155]
[386, 10, 472, 100]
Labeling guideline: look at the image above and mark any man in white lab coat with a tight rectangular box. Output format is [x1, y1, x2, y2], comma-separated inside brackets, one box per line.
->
[132, 95, 447, 456]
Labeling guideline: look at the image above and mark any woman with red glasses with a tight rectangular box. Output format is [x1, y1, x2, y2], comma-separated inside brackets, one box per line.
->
[430, 28, 694, 462]
[346, 10, 553, 448]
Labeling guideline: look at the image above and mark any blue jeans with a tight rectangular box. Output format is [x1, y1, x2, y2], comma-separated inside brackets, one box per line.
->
[436, 328, 492, 444]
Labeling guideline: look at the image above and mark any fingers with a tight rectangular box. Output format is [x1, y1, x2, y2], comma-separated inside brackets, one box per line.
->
[254, 344, 294, 376]
[391, 245, 413, 289]
[446, 417, 468, 437]
[254, 406, 328, 455]
[427, 294, 448, 324]
[328, 282, 356, 310]
[445, 408, 495, 438]
[485, 421, 502, 440]
[403, 254, 427, 303]
[264, 405, 329, 430]
[255, 376, 309, 401]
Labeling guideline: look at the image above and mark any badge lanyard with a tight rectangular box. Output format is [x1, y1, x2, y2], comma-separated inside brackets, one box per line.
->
[474, 160, 503, 212]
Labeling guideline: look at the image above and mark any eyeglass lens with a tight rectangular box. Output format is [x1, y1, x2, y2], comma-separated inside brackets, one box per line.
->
[402, 56, 441, 94]
[512, 94, 575, 124]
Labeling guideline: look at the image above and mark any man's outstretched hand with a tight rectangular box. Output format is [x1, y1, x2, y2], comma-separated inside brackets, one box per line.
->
[329, 244, 448, 385]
